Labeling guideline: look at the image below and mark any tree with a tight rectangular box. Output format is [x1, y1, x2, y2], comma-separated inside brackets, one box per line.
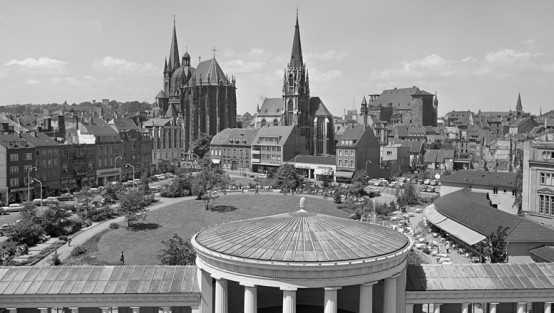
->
[396, 181, 419, 208]
[41, 204, 74, 237]
[276, 163, 301, 193]
[191, 134, 212, 159]
[118, 188, 148, 226]
[6, 219, 45, 246]
[159, 233, 196, 265]
[349, 170, 368, 198]
[192, 159, 230, 210]
[161, 174, 193, 197]
[101, 182, 124, 205]
[75, 186, 95, 218]
[375, 203, 395, 217]
[487, 226, 510, 263]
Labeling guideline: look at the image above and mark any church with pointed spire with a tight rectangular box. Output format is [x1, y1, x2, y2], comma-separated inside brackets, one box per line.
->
[154, 21, 237, 152]
[254, 15, 335, 156]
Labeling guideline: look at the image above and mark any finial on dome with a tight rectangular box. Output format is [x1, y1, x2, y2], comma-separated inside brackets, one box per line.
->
[299, 197, 306, 211]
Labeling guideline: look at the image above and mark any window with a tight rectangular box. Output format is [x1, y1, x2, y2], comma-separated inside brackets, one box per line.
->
[41, 149, 47, 156]
[9, 166, 18, 174]
[540, 172, 554, 186]
[493, 188, 498, 195]
[539, 195, 554, 215]
[350, 160, 354, 168]
[338, 150, 343, 156]
[339, 160, 342, 167]
[387, 151, 392, 156]
[24, 153, 32, 160]
[9, 178, 19, 187]
[23, 165, 32, 172]
[9, 154, 18, 161]
[350, 150, 354, 156]
[62, 164, 68, 173]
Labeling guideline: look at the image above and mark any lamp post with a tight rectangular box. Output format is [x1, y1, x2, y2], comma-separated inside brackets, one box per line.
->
[33, 178, 43, 207]
[27, 167, 37, 202]
[114, 156, 122, 182]
[365, 160, 372, 173]
[125, 164, 135, 187]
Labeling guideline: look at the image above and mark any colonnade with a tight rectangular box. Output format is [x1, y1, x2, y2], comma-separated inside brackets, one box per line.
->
[209, 275, 400, 313]
[4, 307, 199, 313]
[406, 302, 553, 313]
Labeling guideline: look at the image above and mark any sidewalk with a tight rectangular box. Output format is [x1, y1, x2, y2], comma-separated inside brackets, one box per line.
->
[34, 195, 195, 266]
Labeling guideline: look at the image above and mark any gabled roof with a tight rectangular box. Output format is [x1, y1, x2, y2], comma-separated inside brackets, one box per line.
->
[156, 90, 168, 99]
[287, 154, 336, 165]
[309, 97, 332, 117]
[81, 118, 120, 137]
[20, 133, 59, 147]
[194, 58, 229, 85]
[373, 87, 432, 110]
[424, 149, 454, 163]
[210, 128, 259, 146]
[254, 126, 295, 145]
[441, 170, 517, 188]
[143, 118, 173, 127]
[337, 125, 367, 147]
[111, 118, 138, 131]
[257, 98, 282, 117]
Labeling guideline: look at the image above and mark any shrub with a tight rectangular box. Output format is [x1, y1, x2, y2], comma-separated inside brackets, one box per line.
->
[50, 250, 61, 266]
[89, 206, 118, 222]
[59, 235, 69, 242]
[109, 222, 120, 229]
[70, 246, 88, 257]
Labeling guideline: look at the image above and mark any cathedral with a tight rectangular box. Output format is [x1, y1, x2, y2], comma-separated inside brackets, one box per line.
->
[154, 23, 237, 152]
[253, 15, 335, 156]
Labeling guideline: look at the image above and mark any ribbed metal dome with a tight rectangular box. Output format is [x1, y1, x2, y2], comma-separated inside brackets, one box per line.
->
[195, 210, 409, 263]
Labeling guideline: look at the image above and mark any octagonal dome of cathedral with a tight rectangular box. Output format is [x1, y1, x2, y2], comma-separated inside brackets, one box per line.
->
[170, 65, 195, 93]
[194, 209, 410, 263]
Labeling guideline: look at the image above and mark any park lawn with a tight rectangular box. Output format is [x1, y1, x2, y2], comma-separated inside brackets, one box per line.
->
[94, 194, 348, 265]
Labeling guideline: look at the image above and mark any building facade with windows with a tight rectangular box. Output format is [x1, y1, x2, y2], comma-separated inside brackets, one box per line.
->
[143, 117, 184, 173]
[250, 126, 308, 173]
[0, 134, 36, 204]
[523, 138, 554, 219]
[111, 119, 153, 181]
[335, 125, 380, 182]
[22, 132, 62, 198]
[209, 128, 259, 171]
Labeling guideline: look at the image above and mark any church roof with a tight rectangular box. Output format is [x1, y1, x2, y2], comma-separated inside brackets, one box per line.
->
[373, 87, 432, 110]
[289, 15, 304, 68]
[257, 98, 282, 117]
[210, 128, 259, 146]
[155, 90, 168, 99]
[194, 209, 409, 263]
[309, 97, 333, 117]
[516, 93, 523, 111]
[168, 23, 180, 70]
[194, 58, 229, 85]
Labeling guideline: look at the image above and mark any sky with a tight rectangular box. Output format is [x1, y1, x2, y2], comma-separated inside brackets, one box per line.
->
[1, 0, 554, 117]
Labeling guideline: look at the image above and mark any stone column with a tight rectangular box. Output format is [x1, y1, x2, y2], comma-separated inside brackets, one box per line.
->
[69, 308, 79, 313]
[384, 275, 399, 313]
[461, 303, 470, 313]
[324, 287, 341, 313]
[489, 303, 498, 313]
[359, 282, 377, 313]
[8, 309, 17, 313]
[100, 308, 110, 313]
[37, 309, 47, 313]
[434, 304, 441, 313]
[161, 307, 171, 313]
[198, 269, 213, 313]
[242, 284, 257, 313]
[215, 278, 228, 313]
[130, 308, 140, 313]
[406, 304, 414, 313]
[191, 305, 200, 313]
[545, 302, 552, 313]
[518, 302, 527, 313]
[282, 288, 297, 313]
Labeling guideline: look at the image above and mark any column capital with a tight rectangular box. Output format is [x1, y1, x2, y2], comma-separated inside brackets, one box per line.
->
[518, 302, 528, 305]
[545, 302, 554, 305]
[434, 304, 442, 307]
[240, 282, 257, 287]
[212, 275, 225, 280]
[280, 286, 298, 291]
[490, 303, 499, 305]
[324, 287, 342, 291]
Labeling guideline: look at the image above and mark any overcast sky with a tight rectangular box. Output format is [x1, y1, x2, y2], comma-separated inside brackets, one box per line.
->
[1, 0, 553, 117]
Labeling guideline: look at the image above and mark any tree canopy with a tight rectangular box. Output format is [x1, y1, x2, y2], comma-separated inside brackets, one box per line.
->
[192, 159, 230, 210]
[118, 188, 149, 226]
[276, 163, 301, 193]
[487, 226, 510, 263]
[159, 233, 196, 265]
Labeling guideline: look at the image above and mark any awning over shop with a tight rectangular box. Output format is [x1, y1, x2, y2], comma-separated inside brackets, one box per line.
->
[315, 168, 333, 175]
[434, 219, 486, 246]
[211, 159, 221, 164]
[423, 205, 446, 225]
[335, 171, 354, 178]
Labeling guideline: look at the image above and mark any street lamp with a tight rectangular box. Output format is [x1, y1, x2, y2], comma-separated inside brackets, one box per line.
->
[27, 167, 37, 202]
[365, 160, 372, 173]
[125, 164, 135, 187]
[114, 156, 123, 182]
[33, 178, 43, 206]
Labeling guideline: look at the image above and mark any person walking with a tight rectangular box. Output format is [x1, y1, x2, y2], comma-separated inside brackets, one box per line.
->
[255, 186, 259, 194]
[120, 251, 125, 264]
[67, 236, 72, 247]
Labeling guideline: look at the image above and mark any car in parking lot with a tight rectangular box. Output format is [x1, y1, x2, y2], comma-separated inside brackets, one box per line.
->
[3, 203, 24, 212]
[415, 208, 423, 213]
[44, 197, 60, 205]
[57, 193, 74, 201]
[0, 224, 11, 236]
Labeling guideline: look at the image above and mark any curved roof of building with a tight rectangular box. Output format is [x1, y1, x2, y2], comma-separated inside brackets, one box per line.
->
[195, 210, 410, 263]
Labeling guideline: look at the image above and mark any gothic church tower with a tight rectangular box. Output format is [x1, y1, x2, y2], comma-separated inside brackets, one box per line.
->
[282, 15, 310, 134]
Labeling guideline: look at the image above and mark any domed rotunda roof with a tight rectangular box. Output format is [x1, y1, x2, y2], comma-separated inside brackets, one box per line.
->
[194, 210, 410, 264]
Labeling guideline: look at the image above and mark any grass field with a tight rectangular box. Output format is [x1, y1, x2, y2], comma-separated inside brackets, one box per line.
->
[92, 194, 348, 265]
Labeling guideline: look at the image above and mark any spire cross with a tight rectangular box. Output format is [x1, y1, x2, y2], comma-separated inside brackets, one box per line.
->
[296, 6, 299, 18]
[211, 46, 218, 58]
[173, 14, 176, 25]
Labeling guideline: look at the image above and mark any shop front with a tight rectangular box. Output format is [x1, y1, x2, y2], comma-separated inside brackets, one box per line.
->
[96, 168, 122, 186]
[335, 170, 354, 183]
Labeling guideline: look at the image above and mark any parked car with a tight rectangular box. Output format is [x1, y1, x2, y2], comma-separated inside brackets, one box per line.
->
[424, 179, 431, 185]
[415, 208, 423, 213]
[0, 224, 10, 236]
[4, 203, 24, 212]
[57, 193, 74, 201]
[44, 197, 60, 205]
[430, 180, 438, 186]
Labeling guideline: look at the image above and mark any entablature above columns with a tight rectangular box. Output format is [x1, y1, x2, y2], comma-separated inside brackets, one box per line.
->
[406, 290, 554, 304]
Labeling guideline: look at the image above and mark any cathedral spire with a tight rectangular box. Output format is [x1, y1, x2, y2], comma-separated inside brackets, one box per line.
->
[516, 92, 523, 112]
[163, 58, 168, 72]
[168, 21, 180, 71]
[289, 12, 303, 69]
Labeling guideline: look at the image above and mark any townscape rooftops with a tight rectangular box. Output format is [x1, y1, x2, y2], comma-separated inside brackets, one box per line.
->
[210, 128, 259, 146]
[194, 57, 230, 85]
[257, 98, 282, 117]
[371, 86, 432, 110]
[434, 189, 554, 243]
[20, 132, 60, 147]
[194, 210, 410, 263]
[440, 170, 517, 188]
[309, 97, 333, 117]
[406, 263, 554, 291]
[287, 154, 336, 165]
[0, 265, 199, 295]
[111, 118, 139, 131]
[254, 125, 294, 145]
[423, 149, 454, 163]
[81, 118, 120, 137]
[337, 125, 367, 147]
[142, 118, 173, 127]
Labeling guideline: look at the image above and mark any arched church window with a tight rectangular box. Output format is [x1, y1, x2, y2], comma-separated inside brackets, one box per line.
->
[273, 119, 278, 126]
[288, 74, 294, 89]
[261, 119, 267, 127]
[288, 100, 294, 112]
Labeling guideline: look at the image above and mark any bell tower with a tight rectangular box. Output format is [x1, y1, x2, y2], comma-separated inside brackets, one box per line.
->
[282, 13, 310, 131]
